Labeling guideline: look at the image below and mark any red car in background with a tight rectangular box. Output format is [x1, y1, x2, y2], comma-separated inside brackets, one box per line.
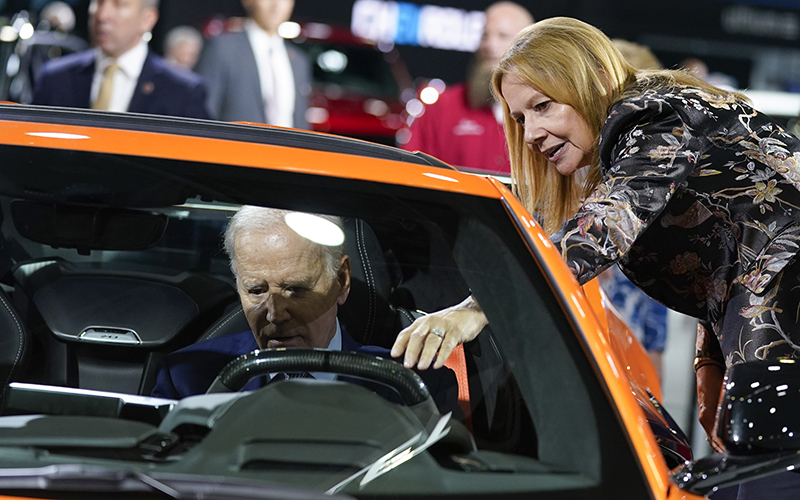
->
[291, 22, 412, 145]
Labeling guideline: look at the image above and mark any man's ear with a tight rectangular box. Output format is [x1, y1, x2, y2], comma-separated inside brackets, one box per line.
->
[336, 255, 351, 305]
[141, 6, 159, 34]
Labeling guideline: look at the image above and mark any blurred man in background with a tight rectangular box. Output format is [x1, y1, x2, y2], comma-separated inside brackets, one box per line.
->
[401, 2, 533, 175]
[32, 0, 209, 118]
[195, 0, 311, 128]
[163, 25, 203, 71]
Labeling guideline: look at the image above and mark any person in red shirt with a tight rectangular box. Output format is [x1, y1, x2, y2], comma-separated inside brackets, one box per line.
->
[401, 2, 533, 175]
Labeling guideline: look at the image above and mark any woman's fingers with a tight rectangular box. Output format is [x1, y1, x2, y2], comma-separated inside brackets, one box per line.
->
[391, 295, 488, 370]
[391, 319, 449, 369]
[390, 326, 411, 358]
[709, 435, 726, 454]
[696, 363, 725, 451]
[417, 327, 446, 370]
[433, 334, 459, 369]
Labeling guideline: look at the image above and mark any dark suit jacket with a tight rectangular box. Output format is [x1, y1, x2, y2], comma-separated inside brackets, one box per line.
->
[32, 49, 210, 119]
[151, 328, 461, 417]
[195, 31, 311, 128]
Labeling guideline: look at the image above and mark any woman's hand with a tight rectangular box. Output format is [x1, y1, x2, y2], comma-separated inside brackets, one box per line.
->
[696, 363, 726, 453]
[391, 295, 488, 370]
[694, 320, 726, 453]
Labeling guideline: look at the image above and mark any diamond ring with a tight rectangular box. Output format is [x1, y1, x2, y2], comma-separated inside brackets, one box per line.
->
[431, 328, 445, 338]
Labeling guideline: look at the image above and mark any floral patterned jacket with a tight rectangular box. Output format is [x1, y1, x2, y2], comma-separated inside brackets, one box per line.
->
[551, 87, 800, 324]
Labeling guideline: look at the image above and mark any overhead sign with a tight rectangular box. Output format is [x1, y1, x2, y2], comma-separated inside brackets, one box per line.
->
[351, 0, 485, 52]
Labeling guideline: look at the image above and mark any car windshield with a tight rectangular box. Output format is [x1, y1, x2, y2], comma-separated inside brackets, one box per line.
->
[0, 117, 652, 499]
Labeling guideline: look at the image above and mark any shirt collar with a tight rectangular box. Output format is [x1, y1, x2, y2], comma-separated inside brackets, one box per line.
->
[95, 39, 148, 80]
[312, 320, 341, 381]
[328, 319, 343, 351]
[244, 19, 284, 49]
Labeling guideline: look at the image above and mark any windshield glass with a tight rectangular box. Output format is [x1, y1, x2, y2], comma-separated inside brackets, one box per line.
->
[0, 141, 651, 499]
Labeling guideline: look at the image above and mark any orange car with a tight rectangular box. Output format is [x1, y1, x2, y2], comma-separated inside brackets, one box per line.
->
[0, 103, 793, 500]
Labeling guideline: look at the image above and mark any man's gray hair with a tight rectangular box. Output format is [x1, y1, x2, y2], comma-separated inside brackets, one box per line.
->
[141, 0, 159, 9]
[224, 206, 345, 281]
[164, 25, 202, 52]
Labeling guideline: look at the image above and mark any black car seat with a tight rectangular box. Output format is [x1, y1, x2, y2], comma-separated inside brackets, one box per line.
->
[0, 287, 29, 404]
[8, 257, 237, 395]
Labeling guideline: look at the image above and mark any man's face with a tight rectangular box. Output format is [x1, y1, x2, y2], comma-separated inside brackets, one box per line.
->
[235, 225, 351, 350]
[89, 0, 158, 58]
[476, 4, 532, 71]
[167, 40, 201, 70]
[242, 0, 294, 35]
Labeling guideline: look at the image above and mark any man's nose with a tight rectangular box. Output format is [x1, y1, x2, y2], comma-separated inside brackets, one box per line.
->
[264, 294, 290, 324]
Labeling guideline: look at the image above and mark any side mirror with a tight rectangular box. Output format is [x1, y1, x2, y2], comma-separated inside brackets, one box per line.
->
[674, 358, 800, 495]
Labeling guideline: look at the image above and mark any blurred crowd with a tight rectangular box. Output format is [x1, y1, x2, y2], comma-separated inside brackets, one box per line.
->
[4, 0, 311, 124]
[2, 1, 744, 154]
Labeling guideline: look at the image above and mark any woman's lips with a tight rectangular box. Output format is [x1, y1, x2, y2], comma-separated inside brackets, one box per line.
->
[548, 143, 566, 162]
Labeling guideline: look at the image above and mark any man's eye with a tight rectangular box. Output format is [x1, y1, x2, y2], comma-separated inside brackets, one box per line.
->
[249, 287, 265, 295]
[287, 287, 307, 295]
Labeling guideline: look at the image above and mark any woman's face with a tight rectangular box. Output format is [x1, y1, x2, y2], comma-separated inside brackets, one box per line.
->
[501, 74, 594, 176]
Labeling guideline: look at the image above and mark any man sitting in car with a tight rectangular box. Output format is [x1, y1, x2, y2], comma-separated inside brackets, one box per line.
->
[151, 206, 460, 414]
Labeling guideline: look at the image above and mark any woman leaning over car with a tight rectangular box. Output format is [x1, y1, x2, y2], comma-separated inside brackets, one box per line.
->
[391, 16, 800, 498]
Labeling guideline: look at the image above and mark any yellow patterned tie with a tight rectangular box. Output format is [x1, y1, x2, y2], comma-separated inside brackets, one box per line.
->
[92, 61, 119, 110]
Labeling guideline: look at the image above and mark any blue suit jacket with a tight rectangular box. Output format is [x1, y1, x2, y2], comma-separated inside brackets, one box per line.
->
[152, 328, 462, 418]
[32, 49, 210, 119]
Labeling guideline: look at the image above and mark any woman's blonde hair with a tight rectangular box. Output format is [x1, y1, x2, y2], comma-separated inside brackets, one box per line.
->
[491, 17, 746, 234]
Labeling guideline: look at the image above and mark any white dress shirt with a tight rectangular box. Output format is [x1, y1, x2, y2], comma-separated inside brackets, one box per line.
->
[245, 20, 296, 127]
[91, 40, 148, 112]
[268, 319, 342, 382]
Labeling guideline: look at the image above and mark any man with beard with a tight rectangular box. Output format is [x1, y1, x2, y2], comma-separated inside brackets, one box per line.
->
[151, 206, 460, 417]
[401, 2, 533, 175]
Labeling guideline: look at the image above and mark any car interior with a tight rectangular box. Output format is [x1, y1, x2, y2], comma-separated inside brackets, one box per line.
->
[0, 143, 543, 463]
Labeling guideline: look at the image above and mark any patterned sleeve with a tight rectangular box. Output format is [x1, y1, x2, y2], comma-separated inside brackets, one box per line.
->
[551, 93, 708, 284]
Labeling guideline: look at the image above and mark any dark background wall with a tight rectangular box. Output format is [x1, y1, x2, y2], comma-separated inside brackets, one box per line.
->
[5, 0, 800, 89]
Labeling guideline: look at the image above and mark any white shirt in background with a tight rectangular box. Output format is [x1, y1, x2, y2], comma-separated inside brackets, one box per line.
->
[245, 20, 296, 128]
[91, 39, 148, 112]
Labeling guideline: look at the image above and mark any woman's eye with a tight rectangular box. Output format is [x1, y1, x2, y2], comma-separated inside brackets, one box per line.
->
[514, 115, 524, 125]
[534, 101, 550, 112]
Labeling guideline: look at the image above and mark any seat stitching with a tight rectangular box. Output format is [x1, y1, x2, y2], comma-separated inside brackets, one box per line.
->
[0, 293, 24, 388]
[355, 220, 376, 344]
[199, 307, 245, 342]
[398, 308, 414, 323]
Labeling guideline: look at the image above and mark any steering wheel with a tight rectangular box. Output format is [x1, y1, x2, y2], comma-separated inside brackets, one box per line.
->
[205, 348, 476, 455]
[206, 348, 432, 407]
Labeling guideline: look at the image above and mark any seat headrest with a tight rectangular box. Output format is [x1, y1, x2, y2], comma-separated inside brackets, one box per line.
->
[338, 217, 394, 347]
